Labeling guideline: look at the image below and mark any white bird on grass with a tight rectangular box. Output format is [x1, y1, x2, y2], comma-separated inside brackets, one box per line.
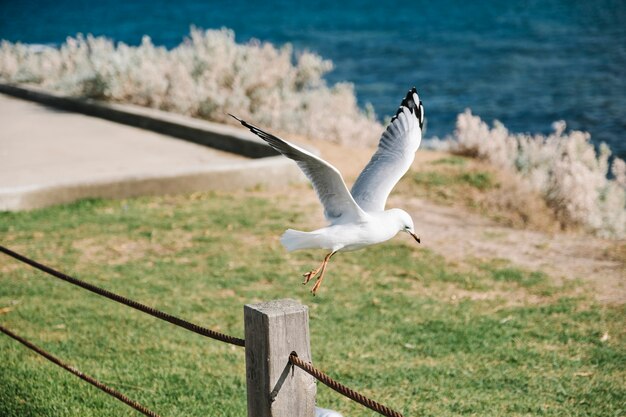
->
[230, 87, 424, 295]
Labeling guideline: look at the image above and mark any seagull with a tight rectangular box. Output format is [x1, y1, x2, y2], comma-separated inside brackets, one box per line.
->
[230, 87, 424, 294]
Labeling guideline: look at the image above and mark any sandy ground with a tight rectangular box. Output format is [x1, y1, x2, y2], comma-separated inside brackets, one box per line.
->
[280, 136, 626, 305]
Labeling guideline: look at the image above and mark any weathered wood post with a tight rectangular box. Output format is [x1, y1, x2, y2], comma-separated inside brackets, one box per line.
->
[244, 299, 316, 417]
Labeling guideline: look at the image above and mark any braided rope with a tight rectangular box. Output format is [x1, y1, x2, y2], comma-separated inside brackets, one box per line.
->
[289, 353, 405, 417]
[0, 324, 162, 417]
[0, 245, 245, 347]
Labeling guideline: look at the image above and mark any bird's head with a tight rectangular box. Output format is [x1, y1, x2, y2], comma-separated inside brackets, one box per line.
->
[393, 209, 420, 244]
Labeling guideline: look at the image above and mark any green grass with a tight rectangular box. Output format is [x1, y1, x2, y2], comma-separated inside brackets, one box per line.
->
[412, 170, 494, 191]
[0, 192, 624, 416]
[431, 156, 468, 166]
[459, 172, 494, 190]
[413, 171, 455, 187]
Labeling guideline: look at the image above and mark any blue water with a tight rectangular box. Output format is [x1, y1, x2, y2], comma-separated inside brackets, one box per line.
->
[1, 0, 625, 158]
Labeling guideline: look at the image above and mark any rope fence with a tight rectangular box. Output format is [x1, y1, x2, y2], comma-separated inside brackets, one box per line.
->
[0, 324, 161, 417]
[289, 353, 405, 417]
[0, 245, 245, 347]
[0, 244, 405, 417]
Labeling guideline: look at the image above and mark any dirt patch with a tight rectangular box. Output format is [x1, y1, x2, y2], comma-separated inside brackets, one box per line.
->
[394, 280, 552, 307]
[0, 262, 21, 274]
[395, 196, 625, 304]
[73, 231, 194, 265]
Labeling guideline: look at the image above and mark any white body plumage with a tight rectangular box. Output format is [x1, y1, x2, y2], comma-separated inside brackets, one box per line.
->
[281, 208, 415, 252]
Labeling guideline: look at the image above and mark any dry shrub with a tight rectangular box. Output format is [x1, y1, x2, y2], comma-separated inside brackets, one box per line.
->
[449, 110, 626, 238]
[481, 170, 561, 232]
[401, 154, 557, 232]
[0, 28, 382, 146]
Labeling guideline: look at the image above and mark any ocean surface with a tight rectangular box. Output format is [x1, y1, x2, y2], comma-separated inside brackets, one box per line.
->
[1, 0, 625, 158]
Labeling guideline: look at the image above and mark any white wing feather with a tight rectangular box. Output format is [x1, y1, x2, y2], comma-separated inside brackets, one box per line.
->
[351, 88, 423, 212]
[230, 115, 368, 224]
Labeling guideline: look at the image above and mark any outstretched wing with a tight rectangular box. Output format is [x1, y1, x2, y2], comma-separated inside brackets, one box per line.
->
[350, 87, 424, 212]
[230, 115, 368, 224]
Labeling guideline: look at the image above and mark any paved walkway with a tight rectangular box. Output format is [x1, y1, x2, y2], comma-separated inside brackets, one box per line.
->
[0, 93, 299, 210]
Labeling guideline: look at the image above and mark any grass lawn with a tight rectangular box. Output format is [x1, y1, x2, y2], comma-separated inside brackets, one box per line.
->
[0, 191, 624, 416]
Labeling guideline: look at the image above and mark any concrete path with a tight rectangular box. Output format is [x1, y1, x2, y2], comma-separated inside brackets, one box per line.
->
[0, 93, 302, 211]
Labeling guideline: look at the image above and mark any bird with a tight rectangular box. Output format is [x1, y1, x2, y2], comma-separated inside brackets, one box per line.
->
[230, 87, 424, 295]
[315, 407, 344, 417]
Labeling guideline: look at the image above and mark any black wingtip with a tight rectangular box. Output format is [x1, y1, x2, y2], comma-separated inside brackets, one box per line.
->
[229, 113, 257, 132]
[391, 87, 424, 129]
[228, 113, 243, 123]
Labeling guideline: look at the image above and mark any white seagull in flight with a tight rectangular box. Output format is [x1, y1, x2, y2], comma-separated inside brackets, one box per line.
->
[231, 87, 424, 294]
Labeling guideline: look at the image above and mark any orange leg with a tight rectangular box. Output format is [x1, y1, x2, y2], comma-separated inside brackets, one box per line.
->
[304, 251, 336, 295]
[302, 260, 324, 285]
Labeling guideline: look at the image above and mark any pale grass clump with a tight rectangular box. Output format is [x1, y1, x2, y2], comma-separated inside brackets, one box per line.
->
[0, 28, 382, 146]
[449, 110, 626, 238]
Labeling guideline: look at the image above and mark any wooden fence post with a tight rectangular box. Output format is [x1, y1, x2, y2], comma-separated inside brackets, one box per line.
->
[244, 299, 316, 417]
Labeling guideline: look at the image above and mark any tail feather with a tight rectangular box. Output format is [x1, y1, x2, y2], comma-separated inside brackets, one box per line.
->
[280, 229, 316, 252]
